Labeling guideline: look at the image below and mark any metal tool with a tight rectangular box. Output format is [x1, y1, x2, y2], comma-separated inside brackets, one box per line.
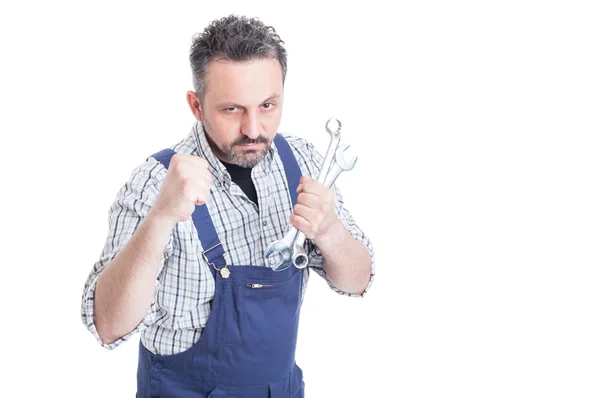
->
[288, 144, 357, 269]
[265, 118, 356, 271]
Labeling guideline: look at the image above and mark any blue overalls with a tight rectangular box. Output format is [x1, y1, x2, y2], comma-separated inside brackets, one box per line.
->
[136, 134, 305, 397]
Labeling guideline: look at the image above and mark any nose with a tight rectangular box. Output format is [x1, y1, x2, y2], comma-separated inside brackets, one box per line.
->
[241, 110, 260, 139]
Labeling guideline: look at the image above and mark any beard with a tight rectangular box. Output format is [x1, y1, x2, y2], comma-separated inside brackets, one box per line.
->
[202, 123, 271, 168]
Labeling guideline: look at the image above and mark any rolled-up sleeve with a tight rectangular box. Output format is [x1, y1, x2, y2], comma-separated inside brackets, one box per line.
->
[306, 183, 376, 297]
[80, 159, 171, 349]
[289, 137, 375, 297]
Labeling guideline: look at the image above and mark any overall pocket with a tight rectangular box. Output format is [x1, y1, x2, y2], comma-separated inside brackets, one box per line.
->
[240, 271, 302, 340]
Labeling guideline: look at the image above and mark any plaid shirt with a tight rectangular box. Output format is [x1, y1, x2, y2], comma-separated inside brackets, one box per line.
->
[81, 122, 375, 355]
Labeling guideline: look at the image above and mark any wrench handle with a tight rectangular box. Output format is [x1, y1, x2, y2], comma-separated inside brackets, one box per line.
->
[282, 224, 300, 243]
[323, 164, 345, 189]
[317, 136, 341, 184]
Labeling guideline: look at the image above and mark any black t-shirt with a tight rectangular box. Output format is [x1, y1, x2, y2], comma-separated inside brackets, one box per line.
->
[220, 161, 258, 207]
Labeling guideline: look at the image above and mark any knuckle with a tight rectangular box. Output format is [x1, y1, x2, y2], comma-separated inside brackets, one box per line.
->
[172, 157, 186, 173]
[172, 153, 185, 165]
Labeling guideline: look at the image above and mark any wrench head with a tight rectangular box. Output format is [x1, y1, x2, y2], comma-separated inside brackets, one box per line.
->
[292, 253, 309, 269]
[264, 241, 293, 271]
[325, 118, 342, 138]
[334, 144, 358, 170]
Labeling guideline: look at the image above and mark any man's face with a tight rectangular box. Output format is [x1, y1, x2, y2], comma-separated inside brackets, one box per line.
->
[198, 57, 284, 168]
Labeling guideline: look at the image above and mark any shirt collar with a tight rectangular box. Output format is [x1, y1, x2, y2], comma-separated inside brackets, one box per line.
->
[191, 121, 278, 189]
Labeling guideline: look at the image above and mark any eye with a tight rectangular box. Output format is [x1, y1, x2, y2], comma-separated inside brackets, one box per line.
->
[225, 106, 238, 112]
[262, 103, 274, 109]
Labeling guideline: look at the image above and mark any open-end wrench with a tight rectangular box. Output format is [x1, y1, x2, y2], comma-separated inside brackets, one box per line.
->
[290, 144, 358, 269]
[265, 118, 342, 271]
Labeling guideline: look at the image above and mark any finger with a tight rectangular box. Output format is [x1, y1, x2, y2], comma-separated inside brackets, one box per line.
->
[195, 197, 206, 206]
[298, 179, 329, 196]
[300, 175, 313, 184]
[296, 175, 316, 193]
[290, 213, 313, 238]
[293, 203, 318, 221]
[297, 192, 325, 209]
[194, 184, 211, 206]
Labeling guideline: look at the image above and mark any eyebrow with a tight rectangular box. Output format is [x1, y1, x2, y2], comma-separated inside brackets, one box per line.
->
[263, 93, 280, 103]
[217, 94, 280, 108]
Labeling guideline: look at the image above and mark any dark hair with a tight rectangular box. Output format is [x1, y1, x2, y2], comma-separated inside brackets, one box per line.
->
[189, 14, 288, 103]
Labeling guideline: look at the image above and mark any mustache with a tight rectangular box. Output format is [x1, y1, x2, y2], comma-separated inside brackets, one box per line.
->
[233, 135, 270, 146]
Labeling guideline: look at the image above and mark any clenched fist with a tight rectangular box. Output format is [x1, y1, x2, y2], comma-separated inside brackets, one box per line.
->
[151, 154, 213, 224]
[290, 175, 339, 241]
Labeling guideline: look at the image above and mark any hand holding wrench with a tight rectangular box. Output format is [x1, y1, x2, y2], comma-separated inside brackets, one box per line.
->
[290, 144, 357, 269]
[265, 118, 342, 271]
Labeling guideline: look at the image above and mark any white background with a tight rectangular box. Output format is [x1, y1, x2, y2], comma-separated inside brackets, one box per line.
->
[1, 1, 599, 397]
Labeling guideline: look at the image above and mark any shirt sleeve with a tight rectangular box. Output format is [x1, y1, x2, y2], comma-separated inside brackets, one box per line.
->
[80, 159, 172, 349]
[292, 137, 376, 297]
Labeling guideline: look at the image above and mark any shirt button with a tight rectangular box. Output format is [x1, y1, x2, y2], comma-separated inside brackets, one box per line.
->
[262, 221, 267, 226]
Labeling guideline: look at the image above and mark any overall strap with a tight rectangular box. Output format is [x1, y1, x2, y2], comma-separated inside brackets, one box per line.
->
[148, 133, 302, 276]
[273, 134, 302, 207]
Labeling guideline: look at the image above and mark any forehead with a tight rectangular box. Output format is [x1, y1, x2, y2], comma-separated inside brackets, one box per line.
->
[204, 58, 283, 105]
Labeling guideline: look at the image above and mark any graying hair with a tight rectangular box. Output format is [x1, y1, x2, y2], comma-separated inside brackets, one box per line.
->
[189, 14, 288, 104]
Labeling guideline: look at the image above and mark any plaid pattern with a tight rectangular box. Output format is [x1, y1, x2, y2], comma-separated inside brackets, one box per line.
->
[81, 121, 375, 355]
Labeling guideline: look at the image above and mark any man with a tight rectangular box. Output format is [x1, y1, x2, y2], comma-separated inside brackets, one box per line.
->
[81, 14, 375, 398]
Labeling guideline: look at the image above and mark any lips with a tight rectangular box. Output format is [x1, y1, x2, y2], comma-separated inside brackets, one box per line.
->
[238, 143, 263, 149]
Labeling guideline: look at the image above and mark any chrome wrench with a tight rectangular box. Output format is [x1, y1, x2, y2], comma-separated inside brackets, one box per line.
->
[265, 118, 342, 271]
[290, 144, 357, 269]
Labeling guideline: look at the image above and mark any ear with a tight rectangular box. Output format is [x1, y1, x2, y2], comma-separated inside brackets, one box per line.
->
[186, 91, 203, 121]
